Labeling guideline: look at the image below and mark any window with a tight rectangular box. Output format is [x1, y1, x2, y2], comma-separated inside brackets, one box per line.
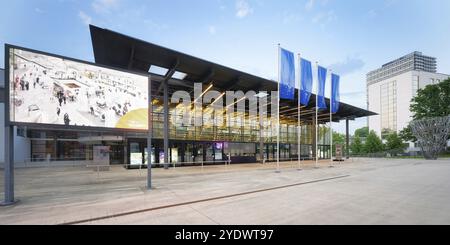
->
[412, 75, 419, 96]
[16, 127, 26, 137]
[380, 81, 397, 137]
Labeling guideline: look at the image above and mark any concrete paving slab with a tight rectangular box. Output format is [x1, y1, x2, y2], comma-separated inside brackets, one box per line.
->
[1, 158, 450, 225]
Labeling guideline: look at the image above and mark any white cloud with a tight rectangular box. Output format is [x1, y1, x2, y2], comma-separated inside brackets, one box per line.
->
[35, 8, 45, 14]
[312, 10, 336, 26]
[92, 0, 119, 14]
[143, 19, 169, 31]
[217, 0, 226, 10]
[78, 11, 92, 25]
[367, 9, 377, 18]
[282, 12, 303, 25]
[305, 0, 315, 11]
[208, 25, 217, 35]
[305, 0, 329, 11]
[235, 0, 253, 18]
[385, 0, 398, 7]
[329, 57, 365, 76]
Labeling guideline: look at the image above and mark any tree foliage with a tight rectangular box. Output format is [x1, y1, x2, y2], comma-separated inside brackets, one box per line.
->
[364, 130, 384, 153]
[399, 124, 417, 143]
[410, 79, 450, 120]
[385, 132, 406, 155]
[350, 136, 364, 155]
[354, 127, 369, 138]
[381, 128, 395, 140]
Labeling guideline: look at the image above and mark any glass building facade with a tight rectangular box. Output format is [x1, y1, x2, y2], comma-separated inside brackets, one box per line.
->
[380, 80, 397, 137]
[26, 98, 332, 166]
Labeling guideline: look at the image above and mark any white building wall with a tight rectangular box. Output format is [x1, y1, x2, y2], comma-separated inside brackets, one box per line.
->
[14, 129, 31, 163]
[368, 70, 449, 151]
[368, 71, 413, 136]
[395, 71, 415, 133]
[368, 79, 382, 136]
[0, 104, 4, 165]
[417, 71, 449, 89]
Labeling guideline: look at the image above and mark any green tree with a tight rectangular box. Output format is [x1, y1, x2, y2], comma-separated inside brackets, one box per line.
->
[410, 79, 450, 120]
[354, 127, 369, 138]
[364, 130, 384, 153]
[350, 136, 364, 155]
[399, 124, 417, 143]
[385, 132, 406, 155]
[381, 128, 395, 140]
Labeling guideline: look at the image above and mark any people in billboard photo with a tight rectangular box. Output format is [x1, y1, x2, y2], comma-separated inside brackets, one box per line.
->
[9, 48, 149, 130]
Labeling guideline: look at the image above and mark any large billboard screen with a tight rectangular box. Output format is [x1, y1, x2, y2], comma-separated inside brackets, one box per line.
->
[7, 46, 149, 130]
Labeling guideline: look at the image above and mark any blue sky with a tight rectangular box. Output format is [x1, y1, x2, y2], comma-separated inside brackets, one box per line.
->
[1, 0, 449, 134]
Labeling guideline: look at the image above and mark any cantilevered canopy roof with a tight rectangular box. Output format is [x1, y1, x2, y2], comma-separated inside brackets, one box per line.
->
[89, 25, 376, 123]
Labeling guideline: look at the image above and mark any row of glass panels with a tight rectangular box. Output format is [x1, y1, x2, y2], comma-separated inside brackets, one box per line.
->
[150, 110, 331, 145]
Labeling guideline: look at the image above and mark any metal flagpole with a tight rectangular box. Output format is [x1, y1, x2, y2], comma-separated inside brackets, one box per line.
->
[315, 62, 319, 169]
[297, 53, 302, 171]
[329, 70, 334, 168]
[276, 44, 281, 173]
[147, 75, 152, 190]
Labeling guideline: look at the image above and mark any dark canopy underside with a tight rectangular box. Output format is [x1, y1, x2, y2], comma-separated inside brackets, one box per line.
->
[89, 25, 376, 124]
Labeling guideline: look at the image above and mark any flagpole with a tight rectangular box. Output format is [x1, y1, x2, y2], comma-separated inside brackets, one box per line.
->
[297, 53, 302, 171]
[276, 44, 281, 173]
[329, 70, 333, 167]
[315, 61, 319, 169]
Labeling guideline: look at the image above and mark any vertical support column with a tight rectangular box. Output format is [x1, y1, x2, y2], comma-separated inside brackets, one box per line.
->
[259, 115, 264, 163]
[53, 135, 58, 161]
[123, 132, 127, 167]
[346, 118, 350, 159]
[2, 45, 18, 206]
[163, 79, 169, 169]
[312, 118, 317, 162]
[2, 126, 17, 206]
[147, 76, 152, 190]
[259, 92, 267, 164]
[276, 44, 281, 173]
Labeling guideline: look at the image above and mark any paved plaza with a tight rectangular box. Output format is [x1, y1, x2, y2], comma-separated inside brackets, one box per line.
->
[1, 158, 450, 225]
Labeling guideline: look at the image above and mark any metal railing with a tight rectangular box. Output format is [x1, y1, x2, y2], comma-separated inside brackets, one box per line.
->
[5, 157, 94, 169]
[348, 148, 450, 159]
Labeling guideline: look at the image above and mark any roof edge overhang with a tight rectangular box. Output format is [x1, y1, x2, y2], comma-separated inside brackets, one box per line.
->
[89, 25, 377, 122]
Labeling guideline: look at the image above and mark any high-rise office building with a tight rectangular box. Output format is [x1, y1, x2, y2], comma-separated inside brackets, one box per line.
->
[367, 52, 449, 149]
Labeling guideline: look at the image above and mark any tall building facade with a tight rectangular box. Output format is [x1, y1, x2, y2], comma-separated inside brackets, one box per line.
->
[367, 52, 449, 149]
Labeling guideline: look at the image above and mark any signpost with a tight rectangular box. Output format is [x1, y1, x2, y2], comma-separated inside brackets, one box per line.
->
[334, 144, 344, 162]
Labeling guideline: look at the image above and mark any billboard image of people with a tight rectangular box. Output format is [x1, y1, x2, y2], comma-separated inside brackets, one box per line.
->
[7, 46, 149, 130]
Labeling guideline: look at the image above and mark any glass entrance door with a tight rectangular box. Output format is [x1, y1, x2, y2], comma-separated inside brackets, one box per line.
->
[109, 144, 124, 164]
[205, 143, 214, 162]
[194, 143, 204, 163]
[129, 142, 143, 167]
[318, 145, 330, 159]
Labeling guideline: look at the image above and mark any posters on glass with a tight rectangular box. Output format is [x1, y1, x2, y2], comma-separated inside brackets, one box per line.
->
[8, 47, 149, 130]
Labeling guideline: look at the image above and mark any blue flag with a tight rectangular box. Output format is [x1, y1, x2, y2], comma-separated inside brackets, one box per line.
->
[317, 65, 327, 109]
[279, 48, 295, 100]
[331, 73, 340, 113]
[299, 58, 313, 106]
